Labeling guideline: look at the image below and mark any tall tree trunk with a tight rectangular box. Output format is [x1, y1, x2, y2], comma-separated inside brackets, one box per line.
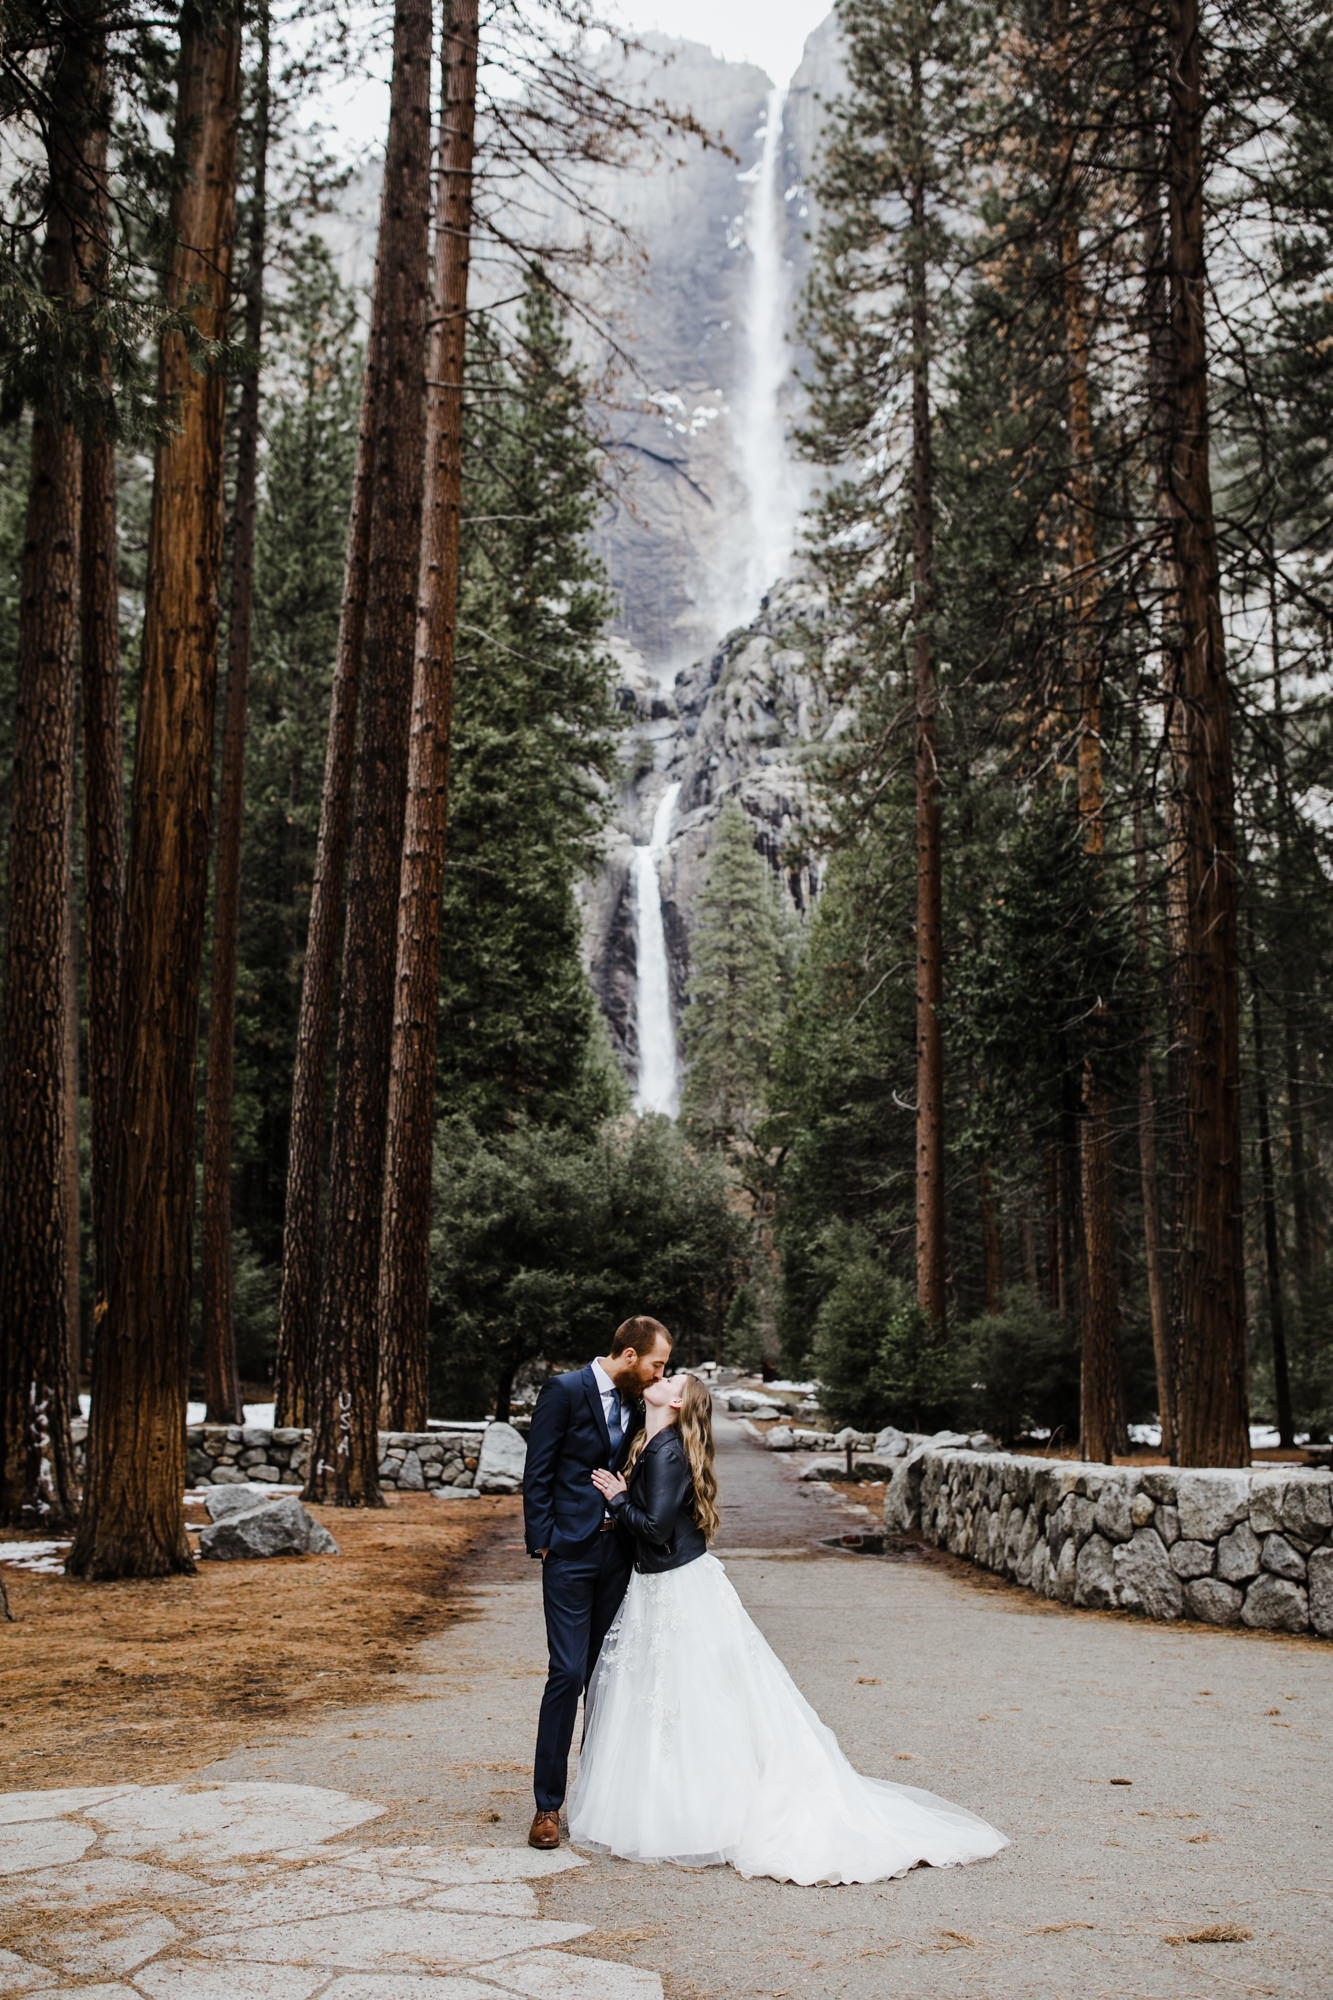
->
[80, 88, 123, 1347]
[305, 0, 433, 1505]
[1130, 699, 1175, 1455]
[377, 0, 480, 1431]
[909, 46, 945, 1332]
[0, 28, 100, 1529]
[201, 4, 270, 1426]
[64, 744, 81, 1387]
[1061, 197, 1124, 1464]
[68, 2, 242, 1578]
[1266, 577, 1313, 1314]
[1246, 914, 1294, 1448]
[1160, 0, 1249, 1466]
[274, 326, 380, 1429]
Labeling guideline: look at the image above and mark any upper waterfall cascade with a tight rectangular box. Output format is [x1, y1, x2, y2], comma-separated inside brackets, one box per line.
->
[632, 783, 682, 1118]
[734, 85, 800, 624]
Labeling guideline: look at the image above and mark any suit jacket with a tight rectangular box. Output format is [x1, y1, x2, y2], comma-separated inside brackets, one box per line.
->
[522, 1364, 641, 1559]
[607, 1427, 708, 1574]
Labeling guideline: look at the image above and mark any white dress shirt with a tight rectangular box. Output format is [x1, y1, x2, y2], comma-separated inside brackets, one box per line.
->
[590, 1358, 625, 1443]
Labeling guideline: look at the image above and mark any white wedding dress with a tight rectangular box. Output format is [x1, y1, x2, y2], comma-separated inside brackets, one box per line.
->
[567, 1552, 1008, 1885]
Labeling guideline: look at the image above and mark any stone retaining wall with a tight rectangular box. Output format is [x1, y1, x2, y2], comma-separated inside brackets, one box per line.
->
[884, 1445, 1333, 1638]
[185, 1424, 489, 1491]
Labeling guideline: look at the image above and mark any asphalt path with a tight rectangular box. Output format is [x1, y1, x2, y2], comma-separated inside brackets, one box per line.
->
[202, 1417, 1332, 2000]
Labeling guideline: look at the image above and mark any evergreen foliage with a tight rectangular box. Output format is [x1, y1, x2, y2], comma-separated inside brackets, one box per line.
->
[681, 798, 795, 1165]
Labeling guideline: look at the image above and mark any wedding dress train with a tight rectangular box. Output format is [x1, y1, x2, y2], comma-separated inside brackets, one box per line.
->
[567, 1553, 1008, 1885]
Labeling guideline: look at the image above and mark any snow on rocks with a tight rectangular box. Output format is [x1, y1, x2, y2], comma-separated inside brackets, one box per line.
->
[0, 1783, 662, 2000]
[884, 1446, 1333, 1638]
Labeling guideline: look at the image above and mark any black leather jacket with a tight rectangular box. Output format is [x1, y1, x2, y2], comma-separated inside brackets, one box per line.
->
[607, 1427, 708, 1573]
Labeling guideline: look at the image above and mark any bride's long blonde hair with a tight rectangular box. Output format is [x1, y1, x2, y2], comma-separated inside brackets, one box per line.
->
[624, 1374, 719, 1542]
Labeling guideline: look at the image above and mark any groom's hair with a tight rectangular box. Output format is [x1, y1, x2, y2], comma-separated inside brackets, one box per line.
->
[610, 1315, 671, 1357]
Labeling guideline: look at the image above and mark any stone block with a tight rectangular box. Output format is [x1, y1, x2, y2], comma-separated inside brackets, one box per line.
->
[249, 1464, 282, 1483]
[396, 1450, 425, 1493]
[1094, 1479, 1137, 1544]
[209, 1466, 249, 1485]
[1215, 1521, 1261, 1583]
[239, 1448, 269, 1467]
[416, 1443, 445, 1463]
[873, 1426, 909, 1458]
[202, 1436, 227, 1457]
[1141, 1470, 1177, 1503]
[1241, 1574, 1308, 1632]
[1248, 1476, 1287, 1536]
[477, 1422, 527, 1494]
[1030, 1538, 1049, 1597]
[1074, 1533, 1116, 1609]
[1185, 1578, 1243, 1626]
[1130, 1492, 1155, 1529]
[1175, 1471, 1250, 1543]
[1281, 1475, 1333, 1543]
[271, 1428, 305, 1448]
[241, 1427, 272, 1448]
[1114, 1528, 1184, 1620]
[1154, 1503, 1180, 1546]
[763, 1426, 796, 1451]
[1169, 1539, 1214, 1580]
[1261, 1533, 1306, 1581]
[1308, 1550, 1333, 1638]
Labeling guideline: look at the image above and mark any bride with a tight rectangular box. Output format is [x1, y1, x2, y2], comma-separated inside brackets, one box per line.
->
[568, 1373, 1007, 1886]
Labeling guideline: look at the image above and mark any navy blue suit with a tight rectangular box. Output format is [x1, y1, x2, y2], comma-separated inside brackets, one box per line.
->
[523, 1365, 639, 1811]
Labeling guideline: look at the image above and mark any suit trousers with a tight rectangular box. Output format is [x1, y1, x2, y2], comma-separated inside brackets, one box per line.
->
[533, 1530, 631, 1811]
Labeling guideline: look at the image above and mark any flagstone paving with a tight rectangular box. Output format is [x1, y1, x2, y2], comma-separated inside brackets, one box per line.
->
[0, 1783, 661, 1999]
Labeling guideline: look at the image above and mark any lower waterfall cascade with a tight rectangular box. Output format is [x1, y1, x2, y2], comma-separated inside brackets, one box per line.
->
[632, 782, 682, 1117]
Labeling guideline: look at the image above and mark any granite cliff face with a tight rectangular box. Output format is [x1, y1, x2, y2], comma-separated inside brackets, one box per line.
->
[584, 570, 850, 1077]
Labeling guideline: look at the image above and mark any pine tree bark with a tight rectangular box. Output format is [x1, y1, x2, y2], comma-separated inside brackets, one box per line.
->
[1061, 220, 1124, 1463]
[80, 86, 124, 1344]
[304, 0, 433, 1504]
[377, 0, 480, 1432]
[201, 5, 270, 1427]
[1130, 699, 1175, 1456]
[908, 46, 946, 1333]
[1246, 916, 1294, 1447]
[274, 313, 381, 1430]
[68, 3, 242, 1578]
[0, 28, 100, 1528]
[1160, 0, 1249, 1467]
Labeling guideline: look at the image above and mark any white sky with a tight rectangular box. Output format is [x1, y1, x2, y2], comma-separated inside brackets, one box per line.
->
[602, 0, 830, 88]
[301, 0, 832, 162]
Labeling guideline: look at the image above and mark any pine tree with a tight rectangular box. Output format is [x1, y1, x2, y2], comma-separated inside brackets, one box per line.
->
[69, 0, 243, 1578]
[681, 798, 794, 1166]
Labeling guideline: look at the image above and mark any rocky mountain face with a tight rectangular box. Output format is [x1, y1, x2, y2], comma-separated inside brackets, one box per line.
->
[584, 570, 849, 1075]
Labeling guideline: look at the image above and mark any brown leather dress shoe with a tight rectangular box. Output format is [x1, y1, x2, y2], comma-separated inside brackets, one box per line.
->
[528, 1808, 561, 1850]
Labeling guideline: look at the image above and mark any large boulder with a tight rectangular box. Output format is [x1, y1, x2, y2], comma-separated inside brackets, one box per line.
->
[203, 1486, 291, 1522]
[763, 1425, 797, 1451]
[873, 1426, 910, 1459]
[1174, 1471, 1250, 1544]
[476, 1421, 526, 1494]
[198, 1495, 338, 1561]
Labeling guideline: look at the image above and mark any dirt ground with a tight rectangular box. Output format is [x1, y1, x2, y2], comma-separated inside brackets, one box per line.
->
[0, 1489, 521, 1789]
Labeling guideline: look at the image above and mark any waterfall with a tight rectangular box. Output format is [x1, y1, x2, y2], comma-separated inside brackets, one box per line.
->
[632, 782, 682, 1117]
[735, 86, 798, 617]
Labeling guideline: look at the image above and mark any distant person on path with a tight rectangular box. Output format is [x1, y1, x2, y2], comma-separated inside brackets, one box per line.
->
[522, 1314, 673, 1850]
[567, 1373, 1009, 1885]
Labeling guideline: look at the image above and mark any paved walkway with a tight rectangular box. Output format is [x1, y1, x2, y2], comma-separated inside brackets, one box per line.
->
[5, 1421, 1329, 1999]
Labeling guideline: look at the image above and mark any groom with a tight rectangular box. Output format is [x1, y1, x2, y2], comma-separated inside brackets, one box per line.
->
[522, 1314, 673, 1848]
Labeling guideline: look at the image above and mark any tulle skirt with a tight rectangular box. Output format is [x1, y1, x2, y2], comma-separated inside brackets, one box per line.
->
[567, 1553, 1008, 1886]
